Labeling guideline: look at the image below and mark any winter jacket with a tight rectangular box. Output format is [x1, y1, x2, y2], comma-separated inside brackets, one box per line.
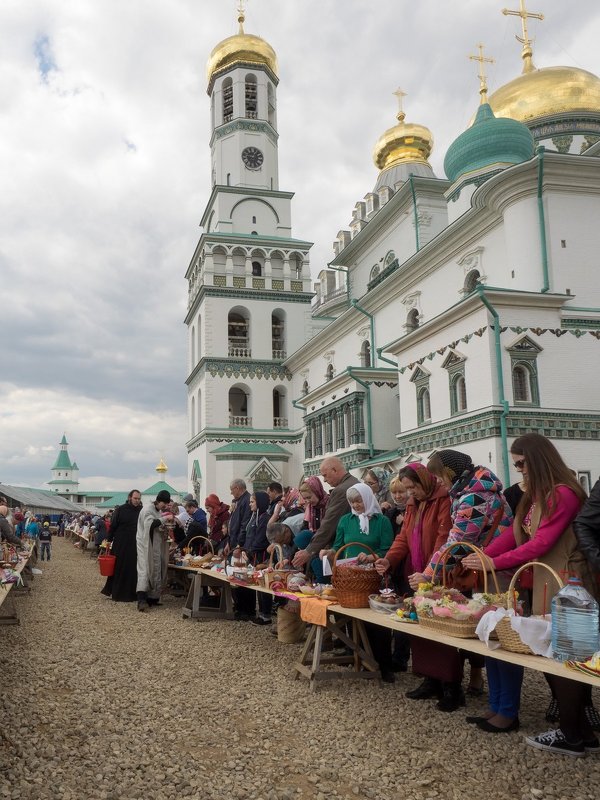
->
[574, 478, 600, 572]
[425, 466, 512, 577]
[228, 492, 251, 549]
[243, 510, 270, 555]
[386, 485, 452, 573]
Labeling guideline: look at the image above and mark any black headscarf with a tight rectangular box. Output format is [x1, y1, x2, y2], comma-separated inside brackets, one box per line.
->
[436, 449, 476, 496]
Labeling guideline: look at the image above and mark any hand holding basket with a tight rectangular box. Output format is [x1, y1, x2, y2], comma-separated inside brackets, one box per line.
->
[332, 542, 381, 608]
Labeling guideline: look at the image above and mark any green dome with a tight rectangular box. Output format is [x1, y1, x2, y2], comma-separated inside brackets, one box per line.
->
[444, 103, 534, 184]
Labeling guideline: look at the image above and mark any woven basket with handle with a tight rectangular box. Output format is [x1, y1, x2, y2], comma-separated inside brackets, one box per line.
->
[416, 541, 500, 639]
[496, 561, 563, 655]
[262, 543, 299, 588]
[184, 536, 214, 567]
[332, 542, 381, 608]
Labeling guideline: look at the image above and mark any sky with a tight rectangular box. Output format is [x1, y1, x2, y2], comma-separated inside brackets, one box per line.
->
[2, 0, 600, 493]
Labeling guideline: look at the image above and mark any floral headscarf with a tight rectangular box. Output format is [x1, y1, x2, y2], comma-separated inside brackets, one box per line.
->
[347, 483, 382, 535]
[302, 476, 330, 532]
[367, 468, 392, 504]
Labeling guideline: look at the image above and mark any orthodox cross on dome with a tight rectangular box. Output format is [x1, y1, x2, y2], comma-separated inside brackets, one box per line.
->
[502, 0, 544, 74]
[393, 88, 407, 123]
[469, 43, 495, 104]
[237, 0, 246, 34]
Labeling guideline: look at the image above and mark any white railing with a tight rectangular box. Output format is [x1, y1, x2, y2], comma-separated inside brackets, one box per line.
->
[228, 345, 252, 358]
[229, 416, 252, 427]
[272, 348, 286, 360]
[273, 417, 288, 428]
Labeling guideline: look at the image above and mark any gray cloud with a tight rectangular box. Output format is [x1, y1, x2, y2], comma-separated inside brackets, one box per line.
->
[2, 0, 599, 489]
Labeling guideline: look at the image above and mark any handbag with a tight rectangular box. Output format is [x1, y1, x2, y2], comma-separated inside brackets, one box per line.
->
[444, 505, 504, 592]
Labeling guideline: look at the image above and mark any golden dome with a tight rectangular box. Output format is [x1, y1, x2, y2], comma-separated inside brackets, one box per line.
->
[488, 65, 600, 125]
[206, 11, 277, 89]
[155, 458, 168, 474]
[373, 94, 433, 171]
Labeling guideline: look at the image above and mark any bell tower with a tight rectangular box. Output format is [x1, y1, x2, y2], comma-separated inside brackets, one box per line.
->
[184, 6, 313, 498]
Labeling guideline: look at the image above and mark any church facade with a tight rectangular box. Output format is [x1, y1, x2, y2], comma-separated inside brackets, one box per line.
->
[185, 6, 600, 499]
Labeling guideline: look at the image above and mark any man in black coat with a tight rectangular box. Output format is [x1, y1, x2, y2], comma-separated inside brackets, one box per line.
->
[227, 479, 251, 551]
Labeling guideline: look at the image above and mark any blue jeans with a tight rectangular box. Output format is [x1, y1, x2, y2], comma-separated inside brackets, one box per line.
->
[40, 542, 51, 561]
[486, 656, 523, 718]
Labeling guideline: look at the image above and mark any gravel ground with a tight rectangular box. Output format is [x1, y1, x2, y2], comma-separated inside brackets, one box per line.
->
[1, 538, 599, 800]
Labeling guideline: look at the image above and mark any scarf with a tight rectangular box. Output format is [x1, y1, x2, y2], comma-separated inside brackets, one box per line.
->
[348, 483, 381, 535]
[303, 476, 330, 532]
[369, 468, 392, 505]
[405, 462, 439, 573]
[436, 449, 475, 497]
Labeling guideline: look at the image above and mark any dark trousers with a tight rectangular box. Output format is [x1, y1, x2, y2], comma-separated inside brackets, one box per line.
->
[40, 542, 51, 561]
[365, 623, 393, 672]
[546, 674, 594, 743]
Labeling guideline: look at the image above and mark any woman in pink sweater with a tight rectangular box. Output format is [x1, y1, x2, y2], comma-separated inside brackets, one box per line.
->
[463, 434, 595, 754]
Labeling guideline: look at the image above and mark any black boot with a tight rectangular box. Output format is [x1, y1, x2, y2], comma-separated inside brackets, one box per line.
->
[137, 591, 149, 612]
[436, 682, 466, 712]
[406, 677, 442, 700]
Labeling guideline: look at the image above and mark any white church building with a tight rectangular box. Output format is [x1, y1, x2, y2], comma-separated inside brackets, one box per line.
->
[185, 5, 600, 498]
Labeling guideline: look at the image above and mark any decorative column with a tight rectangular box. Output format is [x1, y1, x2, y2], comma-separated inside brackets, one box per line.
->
[315, 416, 323, 456]
[324, 412, 333, 453]
[350, 399, 359, 444]
[357, 397, 366, 442]
[336, 407, 345, 449]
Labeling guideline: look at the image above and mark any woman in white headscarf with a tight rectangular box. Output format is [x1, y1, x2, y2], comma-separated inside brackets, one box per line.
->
[320, 482, 395, 680]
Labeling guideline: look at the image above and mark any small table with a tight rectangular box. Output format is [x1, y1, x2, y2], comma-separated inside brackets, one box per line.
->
[168, 565, 235, 620]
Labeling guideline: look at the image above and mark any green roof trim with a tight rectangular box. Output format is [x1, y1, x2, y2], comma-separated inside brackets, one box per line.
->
[95, 492, 130, 508]
[142, 480, 183, 495]
[210, 442, 291, 456]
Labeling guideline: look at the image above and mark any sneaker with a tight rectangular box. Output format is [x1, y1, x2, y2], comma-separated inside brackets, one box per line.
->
[525, 729, 585, 757]
[584, 737, 600, 754]
[545, 698, 559, 723]
[250, 616, 272, 626]
[585, 705, 600, 732]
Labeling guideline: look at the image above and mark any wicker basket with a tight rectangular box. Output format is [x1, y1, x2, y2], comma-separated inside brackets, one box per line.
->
[332, 542, 381, 608]
[416, 541, 501, 639]
[495, 562, 563, 655]
[184, 535, 214, 556]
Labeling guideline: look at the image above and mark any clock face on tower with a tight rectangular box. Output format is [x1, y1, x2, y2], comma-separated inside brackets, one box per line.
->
[241, 146, 264, 170]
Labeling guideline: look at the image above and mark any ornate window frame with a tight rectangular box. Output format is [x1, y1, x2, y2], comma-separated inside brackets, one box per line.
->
[442, 350, 468, 416]
[507, 335, 542, 407]
[410, 365, 432, 426]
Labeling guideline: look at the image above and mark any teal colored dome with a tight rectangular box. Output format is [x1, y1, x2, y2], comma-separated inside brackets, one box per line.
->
[444, 103, 534, 184]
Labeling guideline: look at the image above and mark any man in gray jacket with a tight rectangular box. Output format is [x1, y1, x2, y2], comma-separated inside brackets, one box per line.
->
[292, 457, 359, 569]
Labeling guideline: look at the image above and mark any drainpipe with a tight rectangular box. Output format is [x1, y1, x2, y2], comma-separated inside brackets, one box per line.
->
[351, 300, 376, 366]
[408, 174, 421, 252]
[536, 146, 550, 293]
[476, 286, 510, 487]
[327, 261, 350, 302]
[348, 369, 374, 458]
[375, 346, 398, 369]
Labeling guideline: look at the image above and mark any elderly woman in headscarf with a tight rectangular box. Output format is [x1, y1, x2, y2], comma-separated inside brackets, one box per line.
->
[296, 476, 331, 581]
[363, 468, 394, 511]
[375, 463, 452, 674]
[204, 493, 230, 547]
[321, 483, 395, 680]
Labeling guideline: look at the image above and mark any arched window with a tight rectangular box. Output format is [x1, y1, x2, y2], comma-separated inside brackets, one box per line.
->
[190, 396, 196, 437]
[267, 83, 276, 127]
[272, 311, 285, 358]
[197, 389, 201, 433]
[228, 308, 250, 357]
[326, 363, 334, 382]
[464, 269, 481, 294]
[417, 387, 431, 425]
[406, 308, 420, 332]
[190, 325, 196, 369]
[245, 74, 257, 119]
[360, 340, 371, 368]
[451, 374, 467, 413]
[513, 364, 532, 403]
[273, 387, 287, 428]
[369, 265, 380, 282]
[384, 250, 396, 268]
[229, 385, 251, 427]
[252, 261, 262, 276]
[222, 77, 233, 123]
[197, 317, 202, 363]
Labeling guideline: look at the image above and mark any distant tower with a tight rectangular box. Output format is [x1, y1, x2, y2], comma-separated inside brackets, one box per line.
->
[185, 5, 313, 496]
[47, 434, 80, 499]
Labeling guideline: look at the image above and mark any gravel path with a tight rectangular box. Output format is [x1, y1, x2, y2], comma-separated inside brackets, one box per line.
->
[1, 538, 598, 800]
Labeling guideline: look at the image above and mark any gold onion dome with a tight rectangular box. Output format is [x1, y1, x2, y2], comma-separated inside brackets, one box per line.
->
[206, 8, 278, 90]
[155, 458, 168, 474]
[373, 106, 433, 172]
[488, 66, 600, 125]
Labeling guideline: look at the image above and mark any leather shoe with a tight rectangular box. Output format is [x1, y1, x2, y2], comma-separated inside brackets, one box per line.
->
[476, 717, 520, 733]
[436, 684, 466, 712]
[405, 678, 441, 700]
[465, 715, 491, 725]
[380, 670, 396, 684]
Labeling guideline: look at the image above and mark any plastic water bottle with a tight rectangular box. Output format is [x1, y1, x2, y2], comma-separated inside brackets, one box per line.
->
[551, 577, 599, 662]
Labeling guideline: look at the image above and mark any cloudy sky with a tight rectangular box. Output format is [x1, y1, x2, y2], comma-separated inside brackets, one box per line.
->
[2, 0, 599, 493]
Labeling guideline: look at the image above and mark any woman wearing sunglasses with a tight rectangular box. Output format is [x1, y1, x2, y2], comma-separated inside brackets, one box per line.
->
[462, 433, 598, 754]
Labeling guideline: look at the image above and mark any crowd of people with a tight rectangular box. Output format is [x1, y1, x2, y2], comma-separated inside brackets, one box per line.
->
[3, 431, 599, 759]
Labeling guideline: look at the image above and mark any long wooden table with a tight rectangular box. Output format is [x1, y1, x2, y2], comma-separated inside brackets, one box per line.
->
[168, 564, 600, 692]
[0, 547, 35, 625]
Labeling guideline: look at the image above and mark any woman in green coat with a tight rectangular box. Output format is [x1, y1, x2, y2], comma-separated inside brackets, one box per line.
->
[321, 482, 395, 681]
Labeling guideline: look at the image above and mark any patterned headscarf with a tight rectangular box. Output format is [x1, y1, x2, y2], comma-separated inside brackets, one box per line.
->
[435, 450, 475, 496]
[368, 468, 392, 504]
[403, 462, 441, 572]
[302, 476, 330, 532]
[347, 483, 382, 535]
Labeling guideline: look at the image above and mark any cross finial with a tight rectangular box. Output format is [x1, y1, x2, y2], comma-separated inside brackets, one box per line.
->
[469, 43, 495, 104]
[393, 88, 407, 123]
[237, 0, 246, 34]
[502, 0, 544, 74]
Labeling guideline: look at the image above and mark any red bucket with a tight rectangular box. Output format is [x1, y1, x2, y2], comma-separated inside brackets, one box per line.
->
[98, 554, 116, 577]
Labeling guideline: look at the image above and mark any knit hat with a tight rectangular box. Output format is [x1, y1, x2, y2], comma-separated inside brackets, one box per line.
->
[435, 450, 474, 480]
[182, 493, 194, 504]
[156, 490, 171, 503]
